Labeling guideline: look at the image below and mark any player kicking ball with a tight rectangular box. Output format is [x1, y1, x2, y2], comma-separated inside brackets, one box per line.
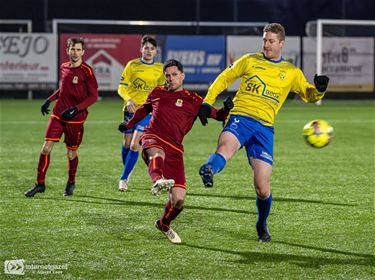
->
[118, 59, 233, 243]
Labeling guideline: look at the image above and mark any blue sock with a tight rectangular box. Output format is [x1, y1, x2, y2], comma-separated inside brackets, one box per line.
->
[121, 150, 139, 180]
[206, 153, 226, 174]
[121, 146, 130, 165]
[256, 193, 272, 227]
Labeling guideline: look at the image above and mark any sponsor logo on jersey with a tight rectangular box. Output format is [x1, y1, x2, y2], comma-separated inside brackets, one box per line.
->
[72, 76, 78, 84]
[176, 99, 183, 107]
[133, 78, 147, 90]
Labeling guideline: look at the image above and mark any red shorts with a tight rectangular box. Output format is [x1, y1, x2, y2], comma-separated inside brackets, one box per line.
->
[141, 134, 186, 189]
[45, 116, 84, 150]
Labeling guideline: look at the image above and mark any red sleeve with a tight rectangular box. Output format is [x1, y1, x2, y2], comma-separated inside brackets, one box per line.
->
[210, 106, 230, 121]
[76, 74, 99, 111]
[126, 93, 154, 129]
[47, 89, 60, 102]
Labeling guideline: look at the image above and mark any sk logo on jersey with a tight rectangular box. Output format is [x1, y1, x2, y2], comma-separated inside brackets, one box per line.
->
[175, 99, 183, 107]
[73, 76, 78, 84]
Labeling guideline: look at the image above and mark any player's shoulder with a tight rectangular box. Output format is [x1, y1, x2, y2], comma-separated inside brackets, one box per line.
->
[61, 62, 70, 69]
[80, 62, 95, 77]
[153, 61, 164, 69]
[127, 58, 142, 67]
[182, 89, 203, 103]
[150, 86, 167, 96]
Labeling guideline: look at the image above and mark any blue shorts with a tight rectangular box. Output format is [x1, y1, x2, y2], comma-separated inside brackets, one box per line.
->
[223, 114, 274, 165]
[123, 111, 151, 134]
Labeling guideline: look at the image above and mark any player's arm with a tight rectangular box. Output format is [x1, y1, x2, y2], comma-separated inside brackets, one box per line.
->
[118, 94, 153, 132]
[41, 89, 60, 115]
[211, 96, 234, 121]
[292, 68, 329, 103]
[204, 54, 248, 105]
[198, 97, 233, 125]
[117, 62, 132, 102]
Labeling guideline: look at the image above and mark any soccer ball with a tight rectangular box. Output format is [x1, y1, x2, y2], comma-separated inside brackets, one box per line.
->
[303, 120, 333, 148]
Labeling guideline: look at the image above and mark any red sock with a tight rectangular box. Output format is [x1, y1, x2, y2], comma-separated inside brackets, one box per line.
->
[36, 153, 50, 185]
[148, 156, 164, 182]
[68, 156, 79, 184]
[159, 201, 183, 231]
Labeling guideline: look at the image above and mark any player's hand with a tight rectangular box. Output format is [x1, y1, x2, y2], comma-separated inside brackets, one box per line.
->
[41, 100, 51, 116]
[118, 122, 128, 133]
[60, 106, 78, 120]
[223, 96, 234, 111]
[198, 104, 211, 126]
[314, 74, 329, 92]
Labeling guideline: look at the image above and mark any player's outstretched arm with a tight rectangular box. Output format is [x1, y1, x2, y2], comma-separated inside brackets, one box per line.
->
[211, 96, 233, 121]
[198, 103, 211, 126]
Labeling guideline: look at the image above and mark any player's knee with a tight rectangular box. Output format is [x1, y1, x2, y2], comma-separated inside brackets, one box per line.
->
[172, 198, 185, 209]
[41, 144, 52, 155]
[129, 142, 139, 150]
[67, 150, 77, 160]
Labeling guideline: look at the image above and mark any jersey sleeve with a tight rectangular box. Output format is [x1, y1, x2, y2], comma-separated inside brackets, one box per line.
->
[76, 73, 99, 111]
[291, 68, 325, 103]
[118, 61, 132, 101]
[126, 90, 154, 129]
[204, 54, 249, 105]
[47, 89, 60, 102]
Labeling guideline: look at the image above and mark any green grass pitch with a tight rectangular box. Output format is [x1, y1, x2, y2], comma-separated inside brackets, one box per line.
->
[1, 98, 374, 279]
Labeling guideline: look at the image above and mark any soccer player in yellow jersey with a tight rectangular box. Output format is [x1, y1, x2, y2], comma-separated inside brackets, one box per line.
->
[118, 35, 165, 192]
[198, 23, 329, 242]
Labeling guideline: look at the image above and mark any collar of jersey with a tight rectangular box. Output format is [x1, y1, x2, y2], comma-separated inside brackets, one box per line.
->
[140, 58, 155, 65]
[262, 53, 284, 64]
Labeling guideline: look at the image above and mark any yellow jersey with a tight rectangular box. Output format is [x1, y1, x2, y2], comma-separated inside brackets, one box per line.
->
[118, 58, 165, 111]
[204, 52, 325, 126]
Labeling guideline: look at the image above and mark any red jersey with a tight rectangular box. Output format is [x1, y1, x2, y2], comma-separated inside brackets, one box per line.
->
[48, 62, 98, 122]
[126, 86, 228, 151]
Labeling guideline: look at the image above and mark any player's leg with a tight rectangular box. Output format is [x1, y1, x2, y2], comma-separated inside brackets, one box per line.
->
[250, 158, 273, 242]
[25, 118, 62, 197]
[64, 149, 78, 196]
[63, 122, 84, 196]
[119, 114, 150, 191]
[145, 147, 175, 196]
[119, 133, 132, 191]
[199, 131, 240, 187]
[122, 133, 132, 165]
[119, 130, 143, 190]
[155, 155, 185, 243]
[121, 111, 133, 165]
[247, 124, 274, 242]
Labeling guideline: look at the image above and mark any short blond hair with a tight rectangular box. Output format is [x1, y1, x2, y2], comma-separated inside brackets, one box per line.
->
[263, 23, 285, 41]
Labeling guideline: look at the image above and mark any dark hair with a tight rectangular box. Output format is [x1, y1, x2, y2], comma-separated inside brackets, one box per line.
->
[163, 59, 184, 73]
[141, 35, 157, 47]
[67, 37, 85, 49]
[263, 23, 285, 41]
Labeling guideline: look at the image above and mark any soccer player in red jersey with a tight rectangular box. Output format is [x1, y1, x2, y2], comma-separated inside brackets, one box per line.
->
[118, 59, 233, 243]
[25, 37, 98, 197]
